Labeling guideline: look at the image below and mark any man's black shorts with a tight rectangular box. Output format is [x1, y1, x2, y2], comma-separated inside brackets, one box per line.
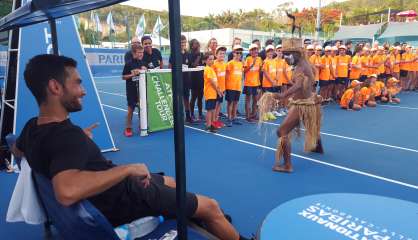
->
[205, 99, 217, 110]
[400, 70, 408, 77]
[359, 75, 367, 82]
[243, 86, 259, 96]
[336, 77, 349, 85]
[126, 81, 139, 109]
[216, 94, 224, 103]
[182, 72, 191, 98]
[319, 80, 329, 87]
[225, 90, 241, 102]
[126, 173, 198, 223]
[262, 87, 279, 93]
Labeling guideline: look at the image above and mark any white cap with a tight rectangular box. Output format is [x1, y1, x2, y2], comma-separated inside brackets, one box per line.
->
[233, 45, 243, 51]
[216, 46, 227, 52]
[275, 44, 282, 49]
[265, 45, 275, 52]
[306, 44, 314, 50]
[324, 46, 332, 51]
[378, 46, 384, 50]
[339, 45, 347, 50]
[371, 47, 377, 51]
[315, 45, 323, 50]
[249, 43, 259, 50]
[395, 46, 401, 50]
[362, 47, 370, 51]
[331, 46, 338, 51]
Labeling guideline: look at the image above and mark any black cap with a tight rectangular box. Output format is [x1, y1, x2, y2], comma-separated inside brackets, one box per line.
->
[141, 35, 152, 43]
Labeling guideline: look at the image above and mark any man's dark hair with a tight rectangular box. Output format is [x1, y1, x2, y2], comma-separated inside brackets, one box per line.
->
[181, 35, 187, 41]
[265, 39, 274, 46]
[24, 54, 77, 105]
[345, 40, 352, 45]
[141, 35, 152, 43]
[252, 39, 260, 44]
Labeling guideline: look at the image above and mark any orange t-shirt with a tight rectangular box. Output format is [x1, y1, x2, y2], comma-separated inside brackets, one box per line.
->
[370, 81, 385, 97]
[276, 58, 287, 85]
[226, 60, 243, 91]
[360, 55, 369, 76]
[336, 55, 351, 78]
[309, 54, 321, 81]
[360, 87, 371, 105]
[204, 66, 218, 100]
[368, 55, 377, 75]
[244, 56, 262, 87]
[400, 53, 410, 71]
[319, 56, 332, 81]
[330, 56, 337, 80]
[373, 55, 385, 74]
[285, 63, 293, 84]
[212, 60, 227, 92]
[262, 58, 278, 88]
[340, 89, 354, 108]
[349, 55, 361, 80]
[393, 54, 401, 73]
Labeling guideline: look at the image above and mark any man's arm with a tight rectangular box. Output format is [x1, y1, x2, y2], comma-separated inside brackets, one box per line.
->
[277, 73, 303, 99]
[52, 163, 150, 206]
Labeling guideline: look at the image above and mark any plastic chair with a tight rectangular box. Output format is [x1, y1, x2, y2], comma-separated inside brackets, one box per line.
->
[32, 171, 120, 240]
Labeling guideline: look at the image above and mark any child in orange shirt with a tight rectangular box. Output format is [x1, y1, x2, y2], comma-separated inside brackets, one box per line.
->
[212, 46, 227, 128]
[203, 52, 222, 132]
[243, 44, 263, 122]
[360, 74, 377, 107]
[225, 45, 244, 126]
[340, 80, 362, 110]
[386, 77, 401, 104]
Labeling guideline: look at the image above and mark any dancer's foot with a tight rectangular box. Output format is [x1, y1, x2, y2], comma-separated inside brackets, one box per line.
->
[272, 165, 293, 173]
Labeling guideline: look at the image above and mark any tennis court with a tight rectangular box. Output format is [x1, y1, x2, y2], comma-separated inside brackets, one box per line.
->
[1, 75, 418, 239]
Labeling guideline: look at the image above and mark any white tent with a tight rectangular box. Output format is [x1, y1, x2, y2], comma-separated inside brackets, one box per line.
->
[378, 21, 418, 46]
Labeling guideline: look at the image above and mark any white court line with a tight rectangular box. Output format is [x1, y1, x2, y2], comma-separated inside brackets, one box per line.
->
[101, 103, 418, 190]
[98, 90, 126, 97]
[95, 76, 121, 79]
[379, 105, 418, 110]
[95, 81, 124, 84]
[98, 90, 418, 154]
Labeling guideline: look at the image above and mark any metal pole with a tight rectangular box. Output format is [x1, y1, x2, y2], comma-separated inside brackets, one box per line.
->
[315, 0, 321, 41]
[49, 19, 59, 55]
[167, 0, 188, 239]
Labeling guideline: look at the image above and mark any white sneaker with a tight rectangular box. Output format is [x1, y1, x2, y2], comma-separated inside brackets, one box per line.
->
[272, 111, 281, 117]
[280, 110, 287, 116]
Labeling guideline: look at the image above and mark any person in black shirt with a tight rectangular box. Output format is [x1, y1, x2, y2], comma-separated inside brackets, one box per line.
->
[124, 37, 141, 64]
[188, 39, 205, 121]
[13, 54, 247, 240]
[141, 35, 163, 69]
[169, 35, 195, 124]
[122, 45, 147, 137]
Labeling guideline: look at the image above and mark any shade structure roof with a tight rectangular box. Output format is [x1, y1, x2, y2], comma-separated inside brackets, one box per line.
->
[0, 0, 127, 32]
[333, 23, 384, 40]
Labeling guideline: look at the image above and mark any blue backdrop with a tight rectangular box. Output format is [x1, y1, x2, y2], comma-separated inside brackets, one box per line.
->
[15, 16, 115, 151]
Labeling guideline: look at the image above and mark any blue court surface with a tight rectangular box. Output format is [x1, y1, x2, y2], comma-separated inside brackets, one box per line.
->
[1, 75, 418, 239]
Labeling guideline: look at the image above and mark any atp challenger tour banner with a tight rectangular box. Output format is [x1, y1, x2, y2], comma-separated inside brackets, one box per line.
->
[146, 71, 174, 132]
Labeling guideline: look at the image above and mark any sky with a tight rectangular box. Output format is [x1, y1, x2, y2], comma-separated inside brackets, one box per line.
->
[122, 0, 345, 17]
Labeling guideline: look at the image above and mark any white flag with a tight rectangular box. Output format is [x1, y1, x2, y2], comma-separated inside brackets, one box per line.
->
[90, 11, 95, 26]
[95, 13, 102, 32]
[106, 11, 115, 33]
[135, 14, 146, 38]
[152, 16, 164, 38]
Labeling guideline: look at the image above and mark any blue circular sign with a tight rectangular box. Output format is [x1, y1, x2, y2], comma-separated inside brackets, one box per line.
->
[259, 193, 418, 240]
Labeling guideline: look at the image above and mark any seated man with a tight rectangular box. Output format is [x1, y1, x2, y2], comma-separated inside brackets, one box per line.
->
[12, 54, 248, 240]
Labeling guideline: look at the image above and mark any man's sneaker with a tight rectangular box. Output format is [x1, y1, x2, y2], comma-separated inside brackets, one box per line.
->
[272, 110, 281, 117]
[219, 112, 227, 119]
[279, 109, 287, 116]
[226, 120, 233, 127]
[206, 125, 217, 133]
[124, 128, 133, 137]
[232, 119, 242, 125]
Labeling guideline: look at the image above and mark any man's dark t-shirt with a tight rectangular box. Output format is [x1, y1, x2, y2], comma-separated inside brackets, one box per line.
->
[143, 48, 162, 69]
[169, 51, 191, 87]
[17, 118, 136, 226]
[124, 50, 134, 64]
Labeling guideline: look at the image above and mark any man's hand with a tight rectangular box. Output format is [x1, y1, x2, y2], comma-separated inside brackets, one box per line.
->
[83, 123, 99, 139]
[127, 164, 151, 188]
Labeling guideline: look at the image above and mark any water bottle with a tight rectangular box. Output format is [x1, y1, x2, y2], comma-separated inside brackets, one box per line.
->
[128, 216, 164, 239]
[159, 230, 177, 240]
[114, 224, 130, 240]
